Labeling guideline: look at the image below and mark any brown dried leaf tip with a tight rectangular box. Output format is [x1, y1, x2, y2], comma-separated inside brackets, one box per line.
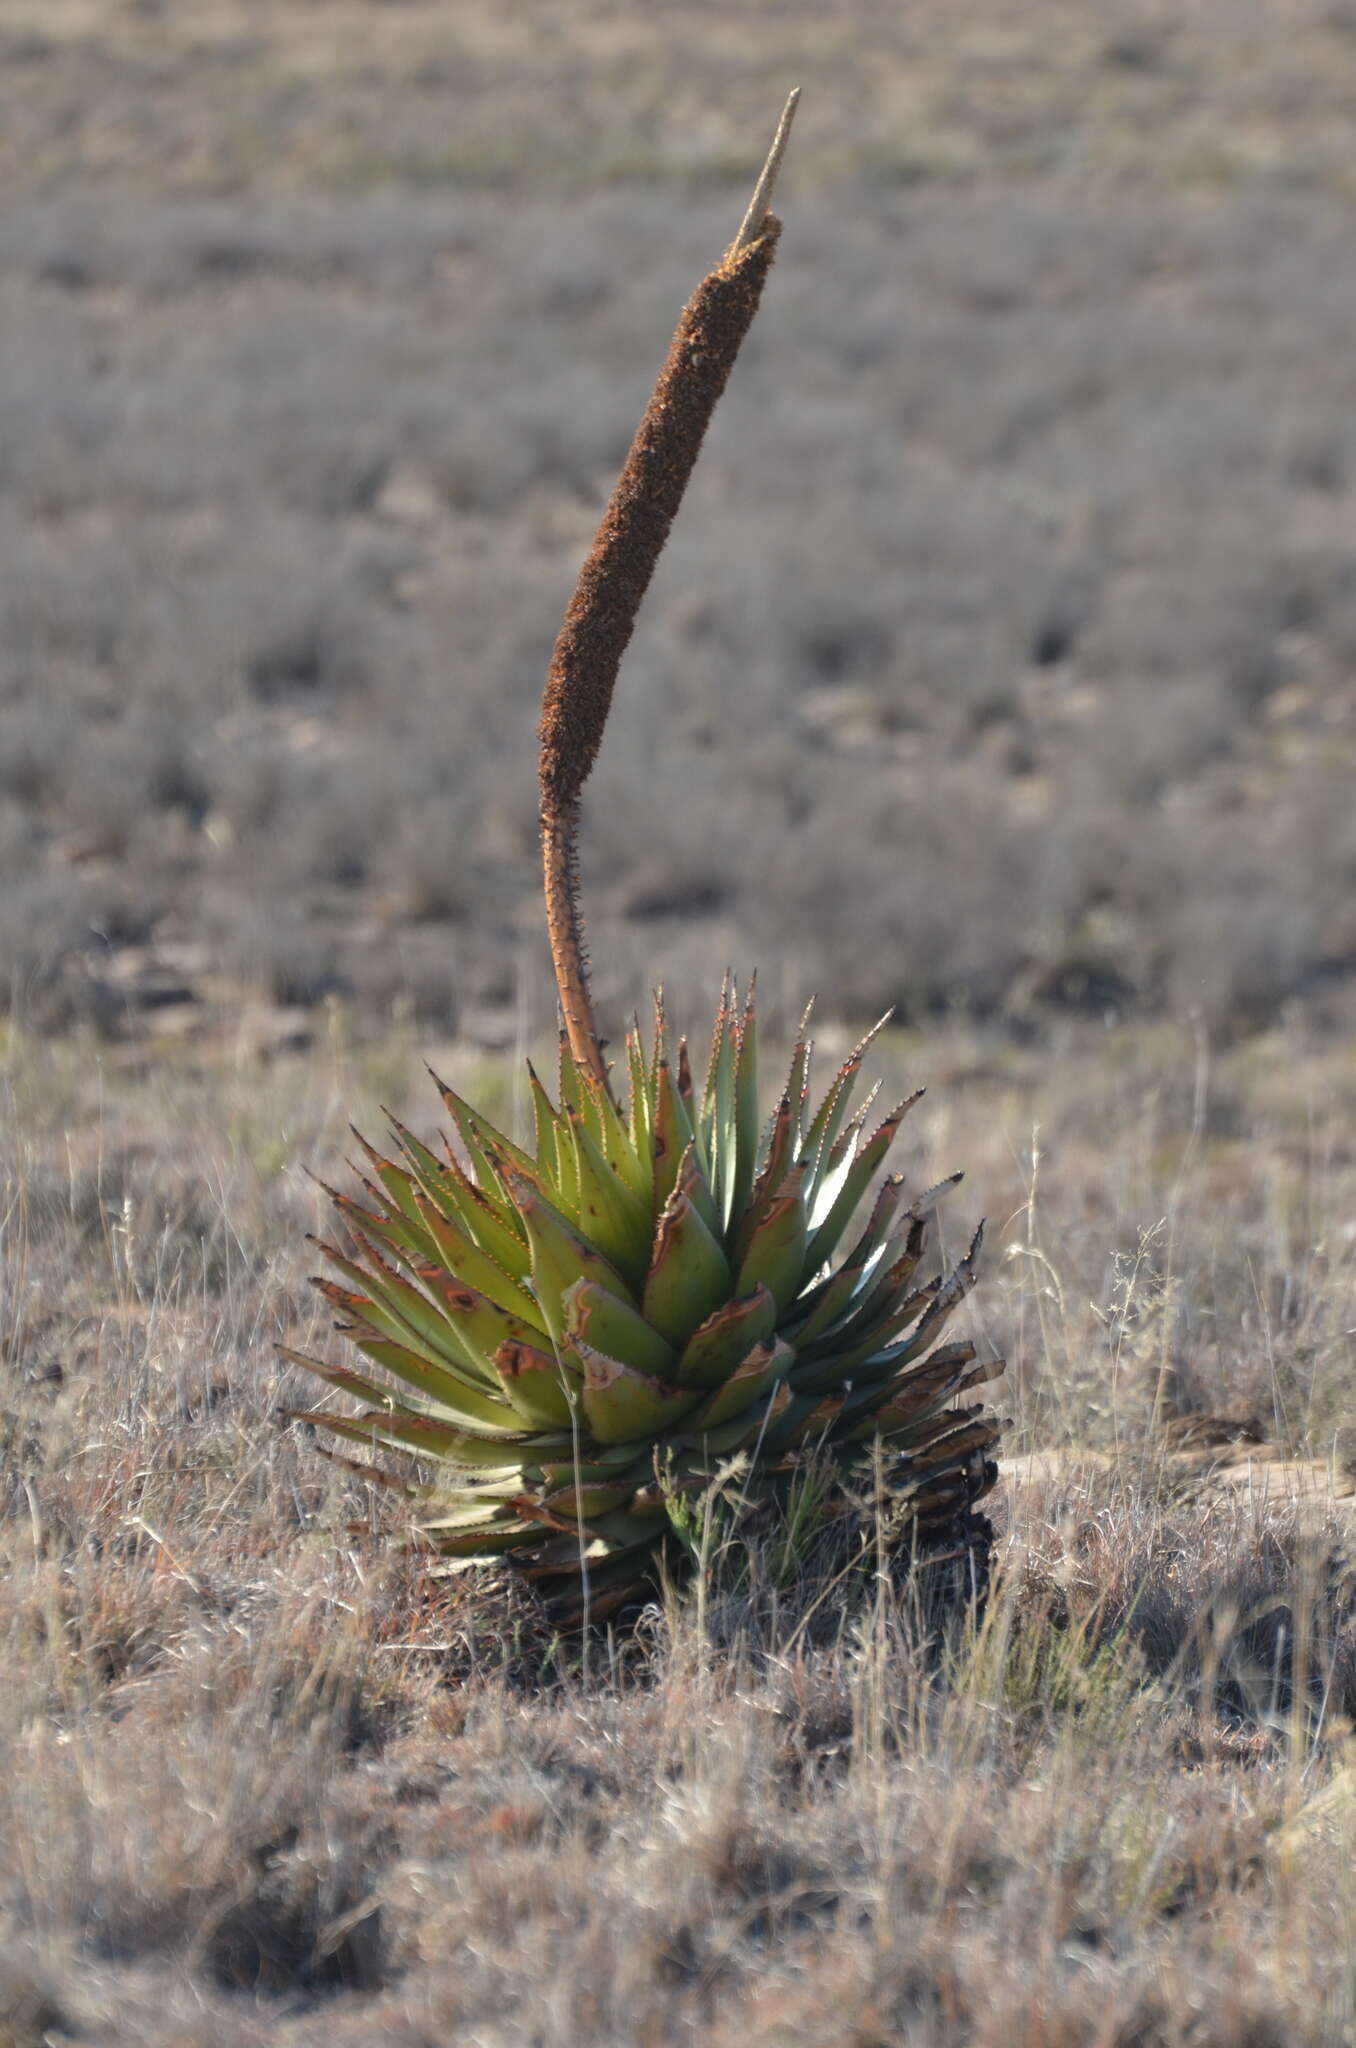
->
[539, 90, 800, 1091]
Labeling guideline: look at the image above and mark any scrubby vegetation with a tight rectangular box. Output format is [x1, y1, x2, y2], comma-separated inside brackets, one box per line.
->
[4, 1, 1356, 1043]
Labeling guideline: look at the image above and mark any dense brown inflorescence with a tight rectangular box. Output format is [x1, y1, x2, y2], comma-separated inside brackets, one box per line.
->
[537, 226, 783, 825]
[538, 224, 782, 1083]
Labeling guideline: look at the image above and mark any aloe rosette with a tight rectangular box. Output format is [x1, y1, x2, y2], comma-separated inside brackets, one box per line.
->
[284, 984, 1003, 1623]
[285, 99, 1004, 1624]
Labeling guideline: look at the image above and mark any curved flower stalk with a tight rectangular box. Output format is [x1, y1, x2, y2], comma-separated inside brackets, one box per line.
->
[538, 92, 798, 1088]
[285, 94, 1004, 1625]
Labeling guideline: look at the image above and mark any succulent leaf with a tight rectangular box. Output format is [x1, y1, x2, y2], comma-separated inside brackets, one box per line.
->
[574, 1342, 701, 1444]
[687, 1336, 792, 1430]
[652, 1058, 696, 1217]
[311, 1235, 491, 1384]
[412, 1192, 542, 1324]
[641, 1187, 733, 1348]
[799, 1012, 893, 1189]
[563, 1276, 678, 1379]
[494, 1337, 583, 1429]
[733, 1164, 809, 1313]
[675, 1283, 777, 1387]
[730, 981, 761, 1224]
[509, 1171, 638, 1342]
[806, 1094, 922, 1263]
[626, 1022, 652, 1162]
[565, 1107, 652, 1283]
[676, 1140, 722, 1240]
[582, 1068, 651, 1208]
[285, 1339, 525, 1437]
[436, 1147, 533, 1277]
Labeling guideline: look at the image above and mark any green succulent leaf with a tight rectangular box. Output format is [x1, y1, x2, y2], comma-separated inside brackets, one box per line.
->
[325, 1182, 435, 1270]
[785, 1181, 910, 1346]
[582, 1067, 651, 1208]
[736, 1094, 796, 1260]
[807, 1093, 924, 1266]
[435, 1148, 534, 1278]
[675, 1138, 721, 1240]
[494, 1336, 584, 1429]
[799, 1012, 892, 1191]
[419, 1268, 555, 1381]
[292, 1403, 564, 1468]
[687, 1335, 792, 1430]
[651, 1056, 696, 1217]
[626, 1021, 653, 1163]
[565, 1107, 652, 1283]
[535, 1448, 653, 1491]
[432, 1072, 540, 1193]
[675, 1283, 778, 1387]
[680, 1379, 793, 1456]
[526, 1062, 565, 1194]
[283, 1338, 525, 1437]
[508, 1171, 639, 1343]
[412, 1192, 543, 1324]
[539, 1479, 638, 1520]
[563, 1276, 678, 1379]
[641, 1187, 733, 1349]
[781, 1002, 815, 1133]
[573, 1341, 701, 1444]
[386, 1113, 470, 1224]
[730, 981, 761, 1226]
[311, 1235, 491, 1385]
[734, 1163, 808, 1313]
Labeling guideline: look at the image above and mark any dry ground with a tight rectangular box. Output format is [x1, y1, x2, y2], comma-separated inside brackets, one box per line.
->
[4, 1003, 1356, 2043]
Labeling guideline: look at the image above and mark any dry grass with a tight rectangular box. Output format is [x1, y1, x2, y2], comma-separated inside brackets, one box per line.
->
[4, 1004, 1356, 2042]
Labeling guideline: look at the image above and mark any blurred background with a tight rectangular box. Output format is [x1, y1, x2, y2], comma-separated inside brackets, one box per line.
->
[4, 0, 1356, 1053]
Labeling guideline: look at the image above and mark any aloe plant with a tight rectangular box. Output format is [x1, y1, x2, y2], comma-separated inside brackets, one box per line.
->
[285, 94, 1003, 1624]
